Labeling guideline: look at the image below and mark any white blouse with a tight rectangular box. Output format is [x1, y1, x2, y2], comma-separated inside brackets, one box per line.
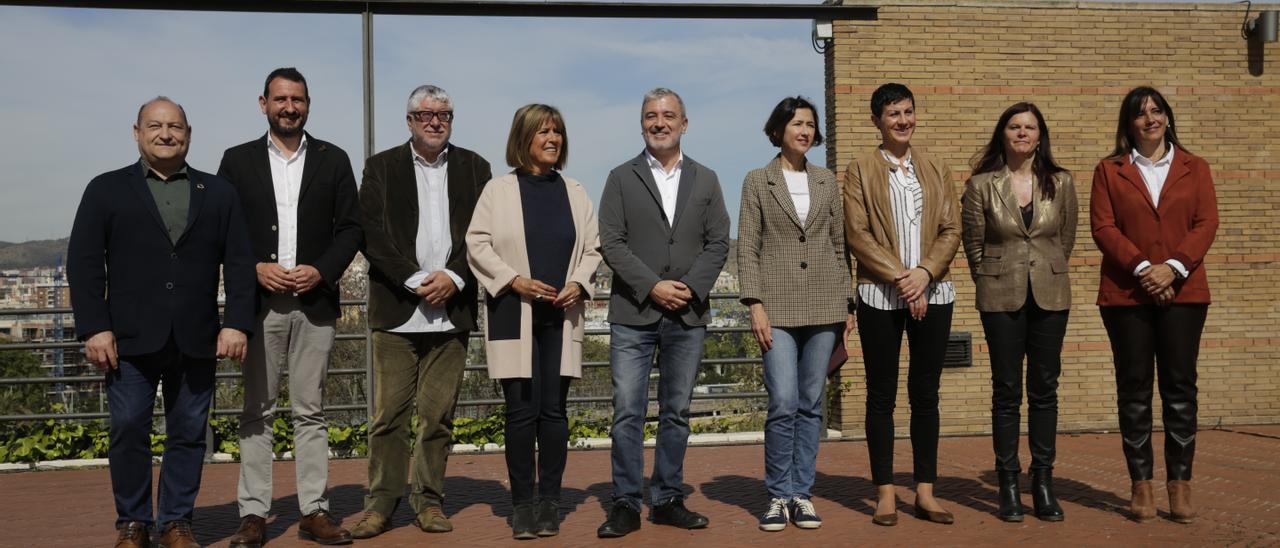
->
[782, 169, 810, 226]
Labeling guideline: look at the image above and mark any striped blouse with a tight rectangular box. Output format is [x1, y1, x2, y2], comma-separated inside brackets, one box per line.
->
[856, 149, 956, 311]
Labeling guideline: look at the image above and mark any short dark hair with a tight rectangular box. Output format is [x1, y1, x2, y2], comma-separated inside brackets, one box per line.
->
[263, 67, 309, 101]
[763, 96, 823, 148]
[870, 83, 914, 118]
[1109, 86, 1184, 159]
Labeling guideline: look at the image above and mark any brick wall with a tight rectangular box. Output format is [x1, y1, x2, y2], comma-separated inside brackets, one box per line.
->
[824, 1, 1280, 436]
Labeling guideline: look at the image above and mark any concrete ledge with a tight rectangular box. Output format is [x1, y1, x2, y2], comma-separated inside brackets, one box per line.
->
[35, 458, 108, 471]
[7, 430, 849, 469]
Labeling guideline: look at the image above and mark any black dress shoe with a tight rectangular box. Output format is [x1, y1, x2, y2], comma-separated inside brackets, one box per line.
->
[1030, 469, 1065, 522]
[535, 499, 560, 537]
[996, 471, 1025, 522]
[652, 499, 709, 529]
[597, 503, 641, 538]
[512, 503, 538, 540]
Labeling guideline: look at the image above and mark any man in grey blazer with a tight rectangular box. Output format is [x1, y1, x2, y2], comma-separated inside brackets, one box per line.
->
[596, 88, 731, 538]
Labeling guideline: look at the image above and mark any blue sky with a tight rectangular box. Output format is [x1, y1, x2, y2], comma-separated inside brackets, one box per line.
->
[0, 4, 827, 241]
[0, 1, 1246, 241]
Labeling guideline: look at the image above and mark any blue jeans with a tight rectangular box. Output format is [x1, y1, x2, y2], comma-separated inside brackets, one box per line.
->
[763, 324, 839, 499]
[609, 317, 706, 509]
[106, 337, 215, 528]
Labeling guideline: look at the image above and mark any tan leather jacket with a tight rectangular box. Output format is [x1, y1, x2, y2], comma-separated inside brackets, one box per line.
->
[961, 168, 1077, 312]
[842, 146, 961, 286]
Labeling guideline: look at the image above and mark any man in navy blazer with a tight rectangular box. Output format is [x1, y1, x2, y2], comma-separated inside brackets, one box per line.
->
[67, 97, 255, 548]
[217, 67, 360, 548]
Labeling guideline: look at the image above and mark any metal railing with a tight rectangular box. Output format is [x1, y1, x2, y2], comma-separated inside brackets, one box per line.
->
[0, 293, 765, 422]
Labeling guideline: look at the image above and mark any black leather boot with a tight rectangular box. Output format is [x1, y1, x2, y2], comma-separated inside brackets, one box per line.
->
[1030, 469, 1064, 522]
[996, 471, 1024, 522]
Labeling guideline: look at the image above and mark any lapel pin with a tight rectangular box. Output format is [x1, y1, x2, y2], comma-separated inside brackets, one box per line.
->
[196, 183, 205, 189]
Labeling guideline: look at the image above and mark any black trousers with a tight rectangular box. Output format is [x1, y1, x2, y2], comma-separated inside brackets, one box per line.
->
[501, 322, 571, 504]
[980, 295, 1069, 473]
[857, 303, 953, 486]
[1100, 304, 1207, 482]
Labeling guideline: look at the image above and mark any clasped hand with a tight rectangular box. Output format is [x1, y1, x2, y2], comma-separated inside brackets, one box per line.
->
[511, 276, 583, 308]
[649, 280, 693, 311]
[1138, 264, 1177, 307]
[895, 267, 930, 320]
[256, 262, 322, 294]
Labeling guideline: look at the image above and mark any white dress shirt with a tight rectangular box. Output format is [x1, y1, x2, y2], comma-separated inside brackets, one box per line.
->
[1129, 146, 1188, 278]
[390, 146, 466, 333]
[266, 133, 307, 269]
[782, 168, 810, 226]
[857, 150, 956, 311]
[645, 149, 683, 224]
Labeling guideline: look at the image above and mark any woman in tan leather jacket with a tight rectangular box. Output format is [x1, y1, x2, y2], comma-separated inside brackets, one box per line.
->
[843, 83, 961, 526]
[961, 102, 1077, 523]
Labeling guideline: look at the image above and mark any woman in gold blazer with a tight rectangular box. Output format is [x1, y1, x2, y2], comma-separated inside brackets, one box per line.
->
[843, 83, 961, 526]
[738, 96, 854, 532]
[466, 104, 602, 539]
[962, 102, 1077, 523]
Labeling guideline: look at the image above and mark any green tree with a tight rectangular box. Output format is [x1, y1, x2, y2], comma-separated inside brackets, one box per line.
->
[0, 338, 47, 415]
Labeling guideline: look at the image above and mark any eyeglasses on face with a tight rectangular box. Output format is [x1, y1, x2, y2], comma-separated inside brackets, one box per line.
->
[408, 110, 454, 123]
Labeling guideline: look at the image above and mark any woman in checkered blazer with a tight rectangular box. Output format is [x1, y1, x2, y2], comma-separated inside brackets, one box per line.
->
[737, 96, 855, 533]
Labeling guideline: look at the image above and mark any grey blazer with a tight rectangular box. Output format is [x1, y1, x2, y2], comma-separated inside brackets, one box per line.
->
[737, 156, 853, 327]
[961, 168, 1078, 312]
[598, 152, 731, 327]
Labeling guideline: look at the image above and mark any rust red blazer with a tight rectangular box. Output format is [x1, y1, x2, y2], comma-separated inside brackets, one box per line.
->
[1089, 148, 1219, 307]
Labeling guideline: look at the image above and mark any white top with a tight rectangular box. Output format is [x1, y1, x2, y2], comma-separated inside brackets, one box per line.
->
[782, 168, 810, 226]
[645, 149, 683, 224]
[266, 133, 307, 270]
[1129, 145, 1188, 278]
[390, 146, 466, 333]
[857, 149, 956, 311]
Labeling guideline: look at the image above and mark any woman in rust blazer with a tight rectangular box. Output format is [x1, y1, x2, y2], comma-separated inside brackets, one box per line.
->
[1090, 87, 1218, 525]
[962, 102, 1076, 523]
[843, 83, 960, 526]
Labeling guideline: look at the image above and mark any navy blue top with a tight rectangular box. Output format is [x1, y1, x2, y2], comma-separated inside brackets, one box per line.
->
[518, 171, 575, 325]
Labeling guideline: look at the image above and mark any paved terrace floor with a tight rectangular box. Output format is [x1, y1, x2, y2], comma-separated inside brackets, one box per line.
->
[5, 426, 1279, 547]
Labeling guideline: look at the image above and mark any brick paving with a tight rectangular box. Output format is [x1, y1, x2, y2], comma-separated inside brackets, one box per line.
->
[5, 426, 1279, 547]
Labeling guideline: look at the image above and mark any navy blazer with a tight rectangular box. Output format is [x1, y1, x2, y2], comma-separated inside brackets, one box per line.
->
[67, 161, 256, 359]
[217, 133, 362, 321]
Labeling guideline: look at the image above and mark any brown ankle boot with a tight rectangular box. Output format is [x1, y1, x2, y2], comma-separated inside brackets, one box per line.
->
[1168, 480, 1196, 524]
[1129, 480, 1157, 522]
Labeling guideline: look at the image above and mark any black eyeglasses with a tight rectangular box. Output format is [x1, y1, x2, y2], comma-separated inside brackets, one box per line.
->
[408, 110, 454, 123]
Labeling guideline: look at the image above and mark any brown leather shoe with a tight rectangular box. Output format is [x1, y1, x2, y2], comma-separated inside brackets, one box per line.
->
[913, 500, 955, 525]
[415, 505, 453, 533]
[1129, 480, 1157, 522]
[115, 521, 151, 548]
[228, 515, 266, 548]
[298, 510, 353, 545]
[157, 521, 201, 548]
[349, 511, 390, 539]
[1168, 480, 1197, 524]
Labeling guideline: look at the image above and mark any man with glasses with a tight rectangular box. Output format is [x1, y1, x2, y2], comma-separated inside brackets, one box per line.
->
[352, 84, 492, 538]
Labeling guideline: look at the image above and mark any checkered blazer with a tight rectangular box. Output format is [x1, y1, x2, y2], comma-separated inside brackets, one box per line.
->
[737, 156, 854, 327]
